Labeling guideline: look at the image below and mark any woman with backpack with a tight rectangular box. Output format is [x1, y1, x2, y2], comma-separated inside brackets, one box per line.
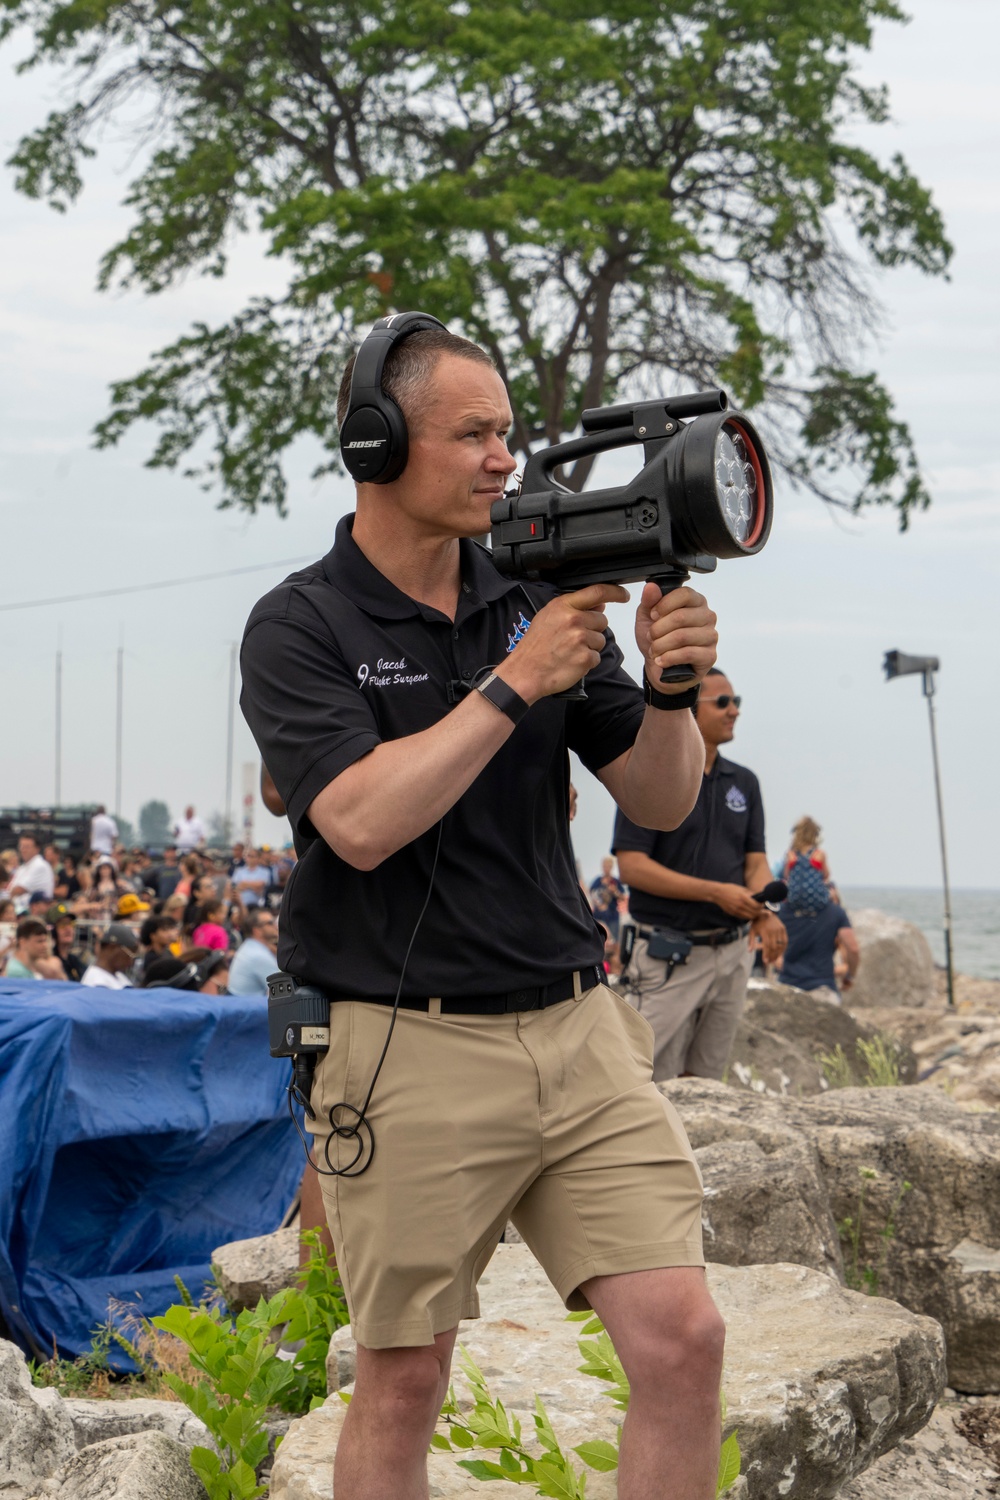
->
[777, 817, 858, 999]
[782, 817, 837, 911]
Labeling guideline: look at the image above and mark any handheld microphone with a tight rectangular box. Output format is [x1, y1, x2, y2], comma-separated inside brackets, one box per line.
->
[753, 880, 788, 909]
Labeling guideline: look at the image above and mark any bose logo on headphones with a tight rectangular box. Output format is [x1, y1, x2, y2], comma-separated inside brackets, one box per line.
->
[343, 439, 387, 449]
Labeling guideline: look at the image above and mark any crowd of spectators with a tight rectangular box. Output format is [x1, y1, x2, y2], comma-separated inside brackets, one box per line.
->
[0, 813, 291, 996]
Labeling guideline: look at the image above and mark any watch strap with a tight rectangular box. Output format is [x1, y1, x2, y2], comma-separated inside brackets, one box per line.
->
[643, 677, 700, 711]
[476, 671, 530, 725]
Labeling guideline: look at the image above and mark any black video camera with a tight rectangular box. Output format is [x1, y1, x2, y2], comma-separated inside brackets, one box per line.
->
[267, 971, 330, 1117]
[490, 391, 773, 684]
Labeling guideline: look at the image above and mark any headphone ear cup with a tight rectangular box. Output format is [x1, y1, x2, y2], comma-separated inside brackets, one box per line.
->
[340, 398, 408, 484]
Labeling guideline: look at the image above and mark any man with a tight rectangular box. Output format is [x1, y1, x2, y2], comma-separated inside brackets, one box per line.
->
[173, 806, 206, 853]
[227, 908, 279, 996]
[241, 320, 724, 1500]
[590, 855, 626, 941]
[8, 834, 55, 914]
[138, 913, 182, 979]
[230, 846, 272, 909]
[90, 804, 119, 856]
[227, 841, 246, 877]
[4, 918, 51, 979]
[613, 669, 786, 1083]
[780, 901, 860, 1001]
[80, 923, 139, 989]
[142, 845, 182, 902]
[48, 903, 87, 983]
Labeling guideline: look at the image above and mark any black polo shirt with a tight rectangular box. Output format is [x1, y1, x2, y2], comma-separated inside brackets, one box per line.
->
[240, 515, 646, 998]
[612, 755, 766, 932]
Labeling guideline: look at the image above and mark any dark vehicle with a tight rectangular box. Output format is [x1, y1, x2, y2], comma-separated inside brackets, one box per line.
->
[0, 805, 99, 860]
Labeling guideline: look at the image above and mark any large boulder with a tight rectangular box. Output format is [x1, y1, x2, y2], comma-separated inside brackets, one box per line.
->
[0, 1339, 76, 1499]
[27, 1429, 204, 1500]
[59, 1398, 210, 1453]
[846, 909, 936, 1009]
[728, 979, 916, 1097]
[670, 1078, 1000, 1392]
[836, 1399, 1000, 1498]
[271, 1243, 944, 1500]
[211, 1225, 300, 1313]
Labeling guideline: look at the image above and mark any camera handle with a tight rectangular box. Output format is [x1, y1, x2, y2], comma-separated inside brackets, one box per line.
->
[553, 566, 695, 702]
[648, 568, 697, 685]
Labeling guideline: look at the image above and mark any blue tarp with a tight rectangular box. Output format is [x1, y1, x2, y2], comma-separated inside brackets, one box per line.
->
[0, 980, 303, 1363]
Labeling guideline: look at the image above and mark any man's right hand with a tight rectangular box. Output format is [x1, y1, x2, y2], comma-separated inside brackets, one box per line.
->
[497, 584, 631, 702]
[711, 883, 762, 920]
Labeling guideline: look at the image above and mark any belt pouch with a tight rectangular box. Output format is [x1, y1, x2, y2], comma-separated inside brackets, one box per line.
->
[646, 928, 694, 965]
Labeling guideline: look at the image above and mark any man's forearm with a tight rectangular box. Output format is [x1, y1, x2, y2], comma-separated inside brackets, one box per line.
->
[616, 850, 723, 906]
[308, 691, 515, 870]
[599, 702, 706, 831]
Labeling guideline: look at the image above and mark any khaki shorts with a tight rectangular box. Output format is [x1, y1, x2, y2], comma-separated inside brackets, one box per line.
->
[307, 982, 704, 1349]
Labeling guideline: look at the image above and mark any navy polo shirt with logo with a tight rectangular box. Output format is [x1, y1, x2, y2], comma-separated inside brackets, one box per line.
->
[612, 755, 766, 932]
[240, 515, 646, 999]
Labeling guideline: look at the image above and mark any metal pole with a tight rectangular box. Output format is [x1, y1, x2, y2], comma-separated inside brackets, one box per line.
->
[225, 643, 236, 842]
[55, 634, 63, 806]
[923, 669, 955, 1007]
[115, 634, 124, 820]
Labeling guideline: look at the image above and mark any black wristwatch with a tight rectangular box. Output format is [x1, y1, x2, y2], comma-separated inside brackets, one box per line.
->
[643, 677, 700, 711]
[475, 671, 530, 725]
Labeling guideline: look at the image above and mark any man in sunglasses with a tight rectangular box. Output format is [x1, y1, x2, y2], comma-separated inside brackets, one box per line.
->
[613, 668, 786, 1081]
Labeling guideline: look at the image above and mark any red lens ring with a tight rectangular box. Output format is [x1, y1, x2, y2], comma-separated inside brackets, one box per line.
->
[725, 420, 767, 550]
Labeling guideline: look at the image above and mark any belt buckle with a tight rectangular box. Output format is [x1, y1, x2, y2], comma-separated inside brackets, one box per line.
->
[505, 988, 540, 1012]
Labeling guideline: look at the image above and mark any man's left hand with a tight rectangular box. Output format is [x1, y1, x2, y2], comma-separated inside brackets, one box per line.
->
[635, 582, 718, 690]
[751, 911, 787, 965]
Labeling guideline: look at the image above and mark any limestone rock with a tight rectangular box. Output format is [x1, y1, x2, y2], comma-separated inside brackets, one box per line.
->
[27, 1429, 204, 1500]
[0, 1339, 76, 1499]
[728, 980, 916, 1097]
[846, 909, 936, 1009]
[273, 1244, 943, 1499]
[60, 1397, 210, 1452]
[211, 1225, 300, 1313]
[835, 1399, 1000, 1498]
[867, 989, 1000, 1110]
[669, 1078, 1000, 1392]
[697, 1136, 844, 1279]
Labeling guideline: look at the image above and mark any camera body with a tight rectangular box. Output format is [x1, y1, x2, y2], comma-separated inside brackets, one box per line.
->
[266, 971, 330, 1058]
[490, 392, 772, 592]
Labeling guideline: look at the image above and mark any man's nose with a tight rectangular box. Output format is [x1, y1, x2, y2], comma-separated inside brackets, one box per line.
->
[485, 440, 518, 473]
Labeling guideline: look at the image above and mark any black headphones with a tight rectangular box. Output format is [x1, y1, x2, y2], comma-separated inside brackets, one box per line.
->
[339, 311, 448, 484]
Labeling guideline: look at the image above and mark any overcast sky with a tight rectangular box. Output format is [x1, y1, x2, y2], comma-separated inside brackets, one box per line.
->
[1, 1, 998, 894]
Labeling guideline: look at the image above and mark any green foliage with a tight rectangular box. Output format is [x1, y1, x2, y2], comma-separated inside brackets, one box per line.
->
[839, 1166, 913, 1294]
[821, 1033, 903, 1089]
[1, 0, 951, 522]
[438, 1316, 740, 1496]
[149, 1230, 348, 1500]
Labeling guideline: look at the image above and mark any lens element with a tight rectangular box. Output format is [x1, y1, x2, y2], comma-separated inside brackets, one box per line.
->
[714, 426, 759, 544]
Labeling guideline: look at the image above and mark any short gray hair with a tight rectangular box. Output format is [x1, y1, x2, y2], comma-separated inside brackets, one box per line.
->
[336, 328, 496, 434]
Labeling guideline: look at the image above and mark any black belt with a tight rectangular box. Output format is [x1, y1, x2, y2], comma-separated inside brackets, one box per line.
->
[636, 925, 748, 949]
[341, 967, 604, 1016]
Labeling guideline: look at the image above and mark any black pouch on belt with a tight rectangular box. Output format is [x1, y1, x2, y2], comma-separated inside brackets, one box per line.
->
[646, 928, 694, 966]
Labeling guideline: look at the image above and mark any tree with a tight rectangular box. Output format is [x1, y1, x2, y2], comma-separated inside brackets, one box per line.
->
[116, 815, 136, 848]
[2, 0, 950, 525]
[207, 811, 234, 847]
[138, 799, 171, 849]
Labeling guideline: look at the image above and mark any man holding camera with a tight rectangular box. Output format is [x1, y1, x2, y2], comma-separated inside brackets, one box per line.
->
[241, 319, 725, 1500]
[614, 669, 786, 1082]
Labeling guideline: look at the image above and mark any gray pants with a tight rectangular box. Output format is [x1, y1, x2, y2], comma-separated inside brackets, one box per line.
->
[623, 934, 754, 1082]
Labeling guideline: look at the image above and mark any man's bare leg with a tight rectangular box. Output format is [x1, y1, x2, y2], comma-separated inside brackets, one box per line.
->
[580, 1267, 725, 1500]
[334, 1327, 458, 1500]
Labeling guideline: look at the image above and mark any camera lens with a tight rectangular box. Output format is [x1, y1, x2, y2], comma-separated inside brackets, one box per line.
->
[714, 426, 759, 544]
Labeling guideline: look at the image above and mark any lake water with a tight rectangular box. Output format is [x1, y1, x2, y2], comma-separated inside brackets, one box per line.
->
[840, 887, 1000, 982]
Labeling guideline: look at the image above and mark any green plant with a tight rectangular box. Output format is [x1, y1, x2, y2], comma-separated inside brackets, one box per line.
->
[820, 1043, 856, 1090]
[436, 1315, 740, 1497]
[838, 1167, 913, 1295]
[149, 1231, 349, 1500]
[821, 1034, 903, 1090]
[856, 1035, 903, 1088]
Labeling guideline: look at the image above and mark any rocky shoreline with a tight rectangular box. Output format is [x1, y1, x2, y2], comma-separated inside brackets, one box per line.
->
[2, 909, 998, 1498]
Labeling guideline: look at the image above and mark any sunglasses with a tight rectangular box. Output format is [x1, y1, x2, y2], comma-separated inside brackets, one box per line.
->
[701, 694, 741, 709]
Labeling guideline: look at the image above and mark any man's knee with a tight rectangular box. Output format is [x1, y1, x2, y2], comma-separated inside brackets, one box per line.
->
[599, 1273, 725, 1395]
[353, 1333, 456, 1428]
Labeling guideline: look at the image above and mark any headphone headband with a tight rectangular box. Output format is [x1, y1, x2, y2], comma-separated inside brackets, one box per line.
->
[339, 311, 448, 484]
